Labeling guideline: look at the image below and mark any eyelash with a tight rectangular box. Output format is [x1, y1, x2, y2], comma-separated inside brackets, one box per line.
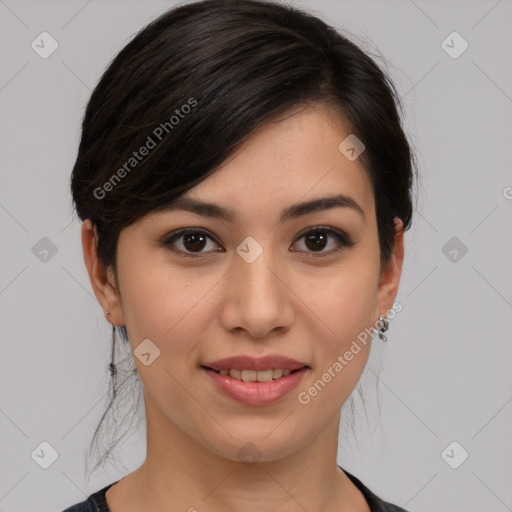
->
[159, 226, 355, 259]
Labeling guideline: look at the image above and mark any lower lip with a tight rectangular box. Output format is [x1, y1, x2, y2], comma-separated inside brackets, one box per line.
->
[202, 367, 308, 406]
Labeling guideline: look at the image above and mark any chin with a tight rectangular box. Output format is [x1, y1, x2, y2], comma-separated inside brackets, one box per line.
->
[196, 425, 308, 466]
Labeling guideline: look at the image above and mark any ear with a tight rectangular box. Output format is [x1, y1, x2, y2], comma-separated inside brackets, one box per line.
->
[81, 219, 125, 327]
[375, 217, 404, 319]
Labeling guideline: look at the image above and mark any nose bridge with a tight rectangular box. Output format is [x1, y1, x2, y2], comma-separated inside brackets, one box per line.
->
[234, 234, 281, 304]
[221, 234, 293, 336]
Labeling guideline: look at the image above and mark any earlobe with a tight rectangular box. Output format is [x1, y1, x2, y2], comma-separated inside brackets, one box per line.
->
[81, 219, 125, 326]
[376, 218, 404, 318]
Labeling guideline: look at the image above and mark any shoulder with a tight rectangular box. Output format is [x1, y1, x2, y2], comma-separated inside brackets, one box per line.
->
[61, 502, 91, 512]
[340, 466, 410, 512]
[61, 481, 117, 512]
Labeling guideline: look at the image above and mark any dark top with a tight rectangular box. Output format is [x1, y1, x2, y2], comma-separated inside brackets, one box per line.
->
[62, 466, 409, 511]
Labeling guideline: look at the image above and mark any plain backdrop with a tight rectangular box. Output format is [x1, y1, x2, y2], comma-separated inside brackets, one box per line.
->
[0, 1, 511, 511]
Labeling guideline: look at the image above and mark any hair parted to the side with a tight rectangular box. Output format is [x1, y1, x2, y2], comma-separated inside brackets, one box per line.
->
[70, 0, 418, 476]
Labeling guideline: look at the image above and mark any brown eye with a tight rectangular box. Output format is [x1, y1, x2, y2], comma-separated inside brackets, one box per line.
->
[160, 229, 221, 257]
[304, 231, 328, 251]
[160, 226, 354, 259]
[182, 232, 208, 252]
[292, 227, 354, 256]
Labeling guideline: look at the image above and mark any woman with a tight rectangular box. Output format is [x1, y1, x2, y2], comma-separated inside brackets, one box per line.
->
[63, 0, 417, 510]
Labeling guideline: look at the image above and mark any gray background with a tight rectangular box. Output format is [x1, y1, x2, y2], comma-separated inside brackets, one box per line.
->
[1, 0, 511, 511]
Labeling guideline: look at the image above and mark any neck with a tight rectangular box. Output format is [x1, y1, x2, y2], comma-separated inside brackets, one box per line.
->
[107, 394, 369, 512]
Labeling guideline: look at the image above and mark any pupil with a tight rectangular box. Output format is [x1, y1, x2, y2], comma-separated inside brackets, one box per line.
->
[305, 231, 327, 251]
[182, 231, 328, 253]
[184, 233, 206, 251]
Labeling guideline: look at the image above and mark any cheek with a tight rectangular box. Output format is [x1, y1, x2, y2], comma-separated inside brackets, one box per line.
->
[118, 258, 224, 364]
[297, 255, 380, 345]
[333, 269, 379, 337]
[294, 268, 378, 413]
[118, 264, 213, 404]
[294, 253, 380, 398]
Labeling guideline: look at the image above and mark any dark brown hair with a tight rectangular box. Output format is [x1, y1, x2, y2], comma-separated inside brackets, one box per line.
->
[70, 0, 418, 474]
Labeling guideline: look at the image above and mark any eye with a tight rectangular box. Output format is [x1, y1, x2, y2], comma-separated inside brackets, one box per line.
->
[291, 226, 355, 256]
[159, 228, 222, 258]
[159, 226, 354, 258]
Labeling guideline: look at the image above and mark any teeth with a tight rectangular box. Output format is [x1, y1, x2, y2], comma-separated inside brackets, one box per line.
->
[215, 368, 296, 381]
[241, 370, 259, 382]
[273, 369, 283, 379]
[229, 369, 241, 379]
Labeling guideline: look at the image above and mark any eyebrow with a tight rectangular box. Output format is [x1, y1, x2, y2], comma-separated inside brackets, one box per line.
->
[161, 193, 365, 224]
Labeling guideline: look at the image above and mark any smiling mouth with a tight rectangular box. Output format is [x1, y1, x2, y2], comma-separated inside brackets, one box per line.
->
[201, 366, 307, 383]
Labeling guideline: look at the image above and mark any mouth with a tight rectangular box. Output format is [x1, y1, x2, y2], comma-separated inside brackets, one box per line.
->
[201, 366, 307, 382]
[201, 365, 309, 406]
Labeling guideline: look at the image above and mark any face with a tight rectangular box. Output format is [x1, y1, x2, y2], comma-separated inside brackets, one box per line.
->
[83, 104, 403, 464]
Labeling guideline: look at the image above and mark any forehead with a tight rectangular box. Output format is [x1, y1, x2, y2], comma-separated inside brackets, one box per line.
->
[181, 105, 374, 220]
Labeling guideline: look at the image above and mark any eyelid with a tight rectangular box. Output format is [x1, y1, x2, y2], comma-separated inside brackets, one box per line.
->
[159, 228, 223, 257]
[295, 225, 351, 242]
[159, 225, 355, 257]
[291, 225, 355, 254]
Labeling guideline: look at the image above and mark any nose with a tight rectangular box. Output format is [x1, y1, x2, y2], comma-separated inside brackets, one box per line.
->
[220, 241, 295, 339]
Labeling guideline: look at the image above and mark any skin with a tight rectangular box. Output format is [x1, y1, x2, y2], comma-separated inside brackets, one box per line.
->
[82, 103, 404, 512]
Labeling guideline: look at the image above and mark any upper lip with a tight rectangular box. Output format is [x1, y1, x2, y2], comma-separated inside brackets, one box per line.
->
[202, 355, 309, 371]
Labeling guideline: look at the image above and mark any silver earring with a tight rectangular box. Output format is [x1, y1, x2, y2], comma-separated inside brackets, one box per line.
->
[378, 315, 389, 342]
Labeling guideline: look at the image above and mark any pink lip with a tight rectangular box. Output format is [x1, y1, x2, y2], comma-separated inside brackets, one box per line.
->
[202, 354, 308, 371]
[202, 366, 308, 406]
